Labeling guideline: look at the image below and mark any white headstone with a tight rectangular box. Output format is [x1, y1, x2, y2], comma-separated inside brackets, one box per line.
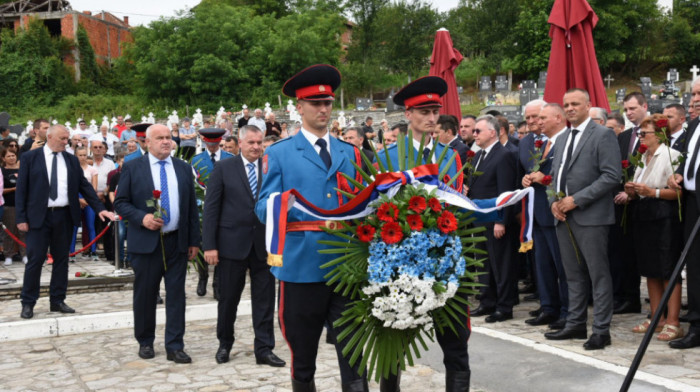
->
[286, 100, 295, 113]
[65, 121, 72, 130]
[102, 116, 109, 128]
[215, 107, 225, 123]
[691, 65, 699, 81]
[125, 113, 131, 120]
[147, 112, 155, 123]
[338, 111, 347, 128]
[110, 117, 117, 130]
[90, 119, 97, 133]
[52, 119, 58, 125]
[141, 116, 147, 123]
[193, 108, 203, 127]
[264, 102, 272, 116]
[26, 120, 33, 133]
[242, 104, 248, 109]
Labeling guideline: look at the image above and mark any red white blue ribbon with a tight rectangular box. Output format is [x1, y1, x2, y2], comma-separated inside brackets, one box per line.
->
[265, 164, 534, 258]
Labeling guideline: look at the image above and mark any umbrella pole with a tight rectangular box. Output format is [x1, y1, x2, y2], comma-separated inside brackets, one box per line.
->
[620, 216, 700, 392]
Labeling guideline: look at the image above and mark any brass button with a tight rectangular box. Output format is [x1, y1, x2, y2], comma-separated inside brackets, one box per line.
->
[327, 193, 332, 198]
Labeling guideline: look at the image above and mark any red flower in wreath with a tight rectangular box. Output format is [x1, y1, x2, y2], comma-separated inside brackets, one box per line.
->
[377, 202, 399, 222]
[381, 221, 403, 244]
[637, 144, 648, 154]
[408, 196, 427, 213]
[429, 197, 442, 212]
[655, 118, 668, 129]
[541, 175, 553, 186]
[534, 140, 544, 149]
[621, 160, 630, 169]
[467, 150, 476, 159]
[406, 214, 424, 231]
[152, 190, 162, 199]
[437, 210, 458, 233]
[356, 224, 376, 242]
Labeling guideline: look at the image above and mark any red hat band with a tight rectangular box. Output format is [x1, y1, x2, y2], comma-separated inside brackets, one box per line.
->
[202, 136, 223, 144]
[296, 84, 335, 100]
[404, 93, 443, 109]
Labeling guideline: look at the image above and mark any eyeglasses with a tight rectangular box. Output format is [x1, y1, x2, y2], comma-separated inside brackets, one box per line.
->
[8, 144, 17, 147]
[636, 131, 655, 137]
[474, 128, 490, 135]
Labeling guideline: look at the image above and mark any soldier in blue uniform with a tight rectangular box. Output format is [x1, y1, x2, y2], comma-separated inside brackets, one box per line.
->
[191, 128, 234, 300]
[377, 76, 471, 392]
[255, 64, 368, 392]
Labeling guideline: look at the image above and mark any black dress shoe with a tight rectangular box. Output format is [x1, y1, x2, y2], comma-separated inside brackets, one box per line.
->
[545, 327, 587, 340]
[669, 331, 700, 349]
[20, 304, 33, 319]
[50, 302, 75, 313]
[470, 306, 495, 317]
[519, 283, 536, 294]
[613, 301, 641, 314]
[197, 278, 207, 297]
[680, 312, 689, 323]
[215, 347, 230, 364]
[256, 352, 286, 367]
[583, 333, 611, 350]
[548, 318, 566, 330]
[529, 307, 542, 317]
[485, 310, 513, 323]
[167, 349, 192, 363]
[525, 312, 559, 326]
[523, 293, 539, 302]
[138, 345, 155, 359]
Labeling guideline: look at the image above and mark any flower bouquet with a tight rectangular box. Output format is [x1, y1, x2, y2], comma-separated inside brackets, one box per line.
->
[318, 131, 486, 381]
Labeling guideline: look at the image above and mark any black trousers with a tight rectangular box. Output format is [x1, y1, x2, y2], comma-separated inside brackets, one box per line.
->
[476, 222, 519, 313]
[21, 207, 73, 306]
[217, 249, 275, 357]
[436, 291, 471, 372]
[279, 281, 365, 384]
[131, 231, 187, 351]
[684, 192, 700, 330]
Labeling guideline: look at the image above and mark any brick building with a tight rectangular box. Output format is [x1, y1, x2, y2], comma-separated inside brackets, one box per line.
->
[0, 0, 133, 80]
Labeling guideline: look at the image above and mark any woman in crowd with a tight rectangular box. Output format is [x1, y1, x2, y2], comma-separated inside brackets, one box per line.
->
[171, 122, 181, 155]
[70, 146, 99, 262]
[624, 114, 684, 341]
[0, 148, 16, 265]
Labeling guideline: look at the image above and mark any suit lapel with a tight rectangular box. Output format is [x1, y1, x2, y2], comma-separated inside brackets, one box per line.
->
[568, 123, 594, 168]
[235, 155, 254, 199]
[327, 137, 347, 179]
[140, 155, 156, 194]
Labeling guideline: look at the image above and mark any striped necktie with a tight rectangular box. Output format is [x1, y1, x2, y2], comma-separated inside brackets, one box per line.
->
[158, 161, 170, 225]
[247, 162, 257, 198]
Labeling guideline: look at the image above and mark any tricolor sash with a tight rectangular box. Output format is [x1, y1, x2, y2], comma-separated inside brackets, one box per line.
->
[265, 164, 534, 265]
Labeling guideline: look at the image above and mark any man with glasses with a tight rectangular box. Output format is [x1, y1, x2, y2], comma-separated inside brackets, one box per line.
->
[89, 125, 119, 160]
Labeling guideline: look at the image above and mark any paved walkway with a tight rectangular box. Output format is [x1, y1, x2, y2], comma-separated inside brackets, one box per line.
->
[1, 257, 700, 391]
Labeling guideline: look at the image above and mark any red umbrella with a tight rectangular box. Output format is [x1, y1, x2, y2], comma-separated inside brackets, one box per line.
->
[429, 28, 463, 120]
[543, 0, 610, 111]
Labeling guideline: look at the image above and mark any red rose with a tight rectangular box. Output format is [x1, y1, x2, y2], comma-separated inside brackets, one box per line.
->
[406, 214, 424, 231]
[534, 140, 544, 149]
[75, 272, 83, 277]
[377, 202, 399, 222]
[437, 210, 458, 233]
[621, 160, 630, 169]
[153, 190, 162, 199]
[541, 175, 553, 186]
[638, 144, 648, 154]
[655, 118, 668, 129]
[356, 224, 376, 242]
[408, 196, 427, 213]
[467, 150, 476, 159]
[429, 198, 442, 212]
[380, 221, 403, 244]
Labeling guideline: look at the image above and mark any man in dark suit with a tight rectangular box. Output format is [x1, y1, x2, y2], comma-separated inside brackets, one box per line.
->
[520, 103, 569, 329]
[342, 127, 374, 169]
[664, 104, 687, 151]
[468, 115, 518, 323]
[436, 114, 469, 170]
[610, 92, 647, 315]
[16, 125, 115, 319]
[546, 89, 621, 350]
[114, 124, 200, 363]
[202, 124, 284, 367]
[668, 78, 700, 349]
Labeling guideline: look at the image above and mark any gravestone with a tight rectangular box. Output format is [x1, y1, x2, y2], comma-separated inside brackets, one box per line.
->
[9, 124, 23, 137]
[479, 76, 492, 92]
[660, 80, 680, 99]
[0, 112, 10, 128]
[537, 71, 547, 91]
[386, 89, 402, 112]
[147, 112, 155, 123]
[683, 93, 692, 108]
[482, 105, 521, 124]
[604, 74, 615, 89]
[89, 119, 97, 133]
[338, 111, 347, 128]
[667, 68, 679, 82]
[141, 116, 147, 123]
[616, 88, 627, 104]
[264, 103, 272, 116]
[102, 116, 109, 128]
[691, 65, 699, 82]
[286, 100, 295, 114]
[65, 121, 72, 130]
[355, 98, 372, 111]
[495, 75, 508, 92]
[640, 77, 652, 99]
[647, 99, 664, 114]
[519, 80, 538, 105]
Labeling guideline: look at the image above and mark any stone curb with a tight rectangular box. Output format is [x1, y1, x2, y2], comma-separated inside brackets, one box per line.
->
[0, 299, 250, 343]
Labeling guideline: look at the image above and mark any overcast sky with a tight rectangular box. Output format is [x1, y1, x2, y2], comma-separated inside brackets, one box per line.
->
[69, 0, 673, 27]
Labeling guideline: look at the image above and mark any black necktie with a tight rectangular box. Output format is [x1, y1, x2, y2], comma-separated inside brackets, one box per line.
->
[628, 127, 639, 157]
[475, 150, 486, 170]
[316, 139, 331, 169]
[688, 135, 700, 180]
[559, 129, 579, 194]
[210, 152, 216, 163]
[422, 147, 431, 163]
[50, 152, 58, 200]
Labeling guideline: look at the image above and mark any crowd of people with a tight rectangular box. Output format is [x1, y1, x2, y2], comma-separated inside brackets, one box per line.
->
[7, 64, 700, 391]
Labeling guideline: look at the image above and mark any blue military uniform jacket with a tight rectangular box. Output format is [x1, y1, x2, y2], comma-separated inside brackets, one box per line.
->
[377, 135, 463, 192]
[192, 150, 234, 186]
[255, 132, 360, 283]
[124, 148, 142, 163]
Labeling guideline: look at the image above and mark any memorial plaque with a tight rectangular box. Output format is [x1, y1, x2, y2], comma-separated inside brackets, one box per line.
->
[385, 90, 401, 112]
[495, 75, 508, 92]
[355, 98, 372, 111]
[683, 92, 692, 107]
[0, 112, 9, 127]
[519, 88, 538, 106]
[640, 77, 652, 99]
[479, 76, 492, 92]
[616, 88, 627, 104]
[660, 80, 680, 99]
